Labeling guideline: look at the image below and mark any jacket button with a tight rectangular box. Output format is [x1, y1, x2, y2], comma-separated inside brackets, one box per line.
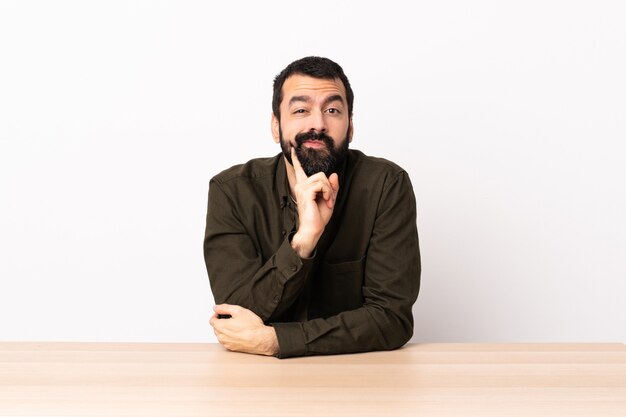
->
[281, 230, 286, 236]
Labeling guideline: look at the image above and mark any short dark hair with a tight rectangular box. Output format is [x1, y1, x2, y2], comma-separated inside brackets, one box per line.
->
[272, 56, 354, 121]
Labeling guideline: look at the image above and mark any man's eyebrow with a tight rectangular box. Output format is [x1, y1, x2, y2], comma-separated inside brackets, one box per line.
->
[287, 94, 345, 107]
[323, 94, 345, 107]
[288, 95, 311, 106]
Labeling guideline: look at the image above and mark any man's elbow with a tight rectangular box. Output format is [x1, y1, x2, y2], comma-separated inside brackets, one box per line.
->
[391, 319, 414, 349]
[379, 308, 414, 351]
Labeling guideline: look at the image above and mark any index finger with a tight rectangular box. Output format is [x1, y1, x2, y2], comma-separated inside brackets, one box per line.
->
[213, 304, 239, 317]
[291, 146, 308, 183]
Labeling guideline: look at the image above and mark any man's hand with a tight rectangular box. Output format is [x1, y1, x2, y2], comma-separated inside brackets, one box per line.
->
[290, 147, 339, 257]
[209, 304, 279, 356]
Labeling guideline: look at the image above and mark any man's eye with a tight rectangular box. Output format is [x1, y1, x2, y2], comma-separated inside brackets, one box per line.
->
[326, 108, 340, 114]
[294, 109, 306, 114]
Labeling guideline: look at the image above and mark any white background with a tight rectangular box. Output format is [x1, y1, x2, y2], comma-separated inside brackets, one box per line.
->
[1, 1, 624, 343]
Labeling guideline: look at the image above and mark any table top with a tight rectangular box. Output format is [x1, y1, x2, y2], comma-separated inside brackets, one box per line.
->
[1, 342, 625, 417]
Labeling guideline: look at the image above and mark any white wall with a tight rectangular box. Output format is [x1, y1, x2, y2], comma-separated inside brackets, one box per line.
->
[1, 1, 624, 343]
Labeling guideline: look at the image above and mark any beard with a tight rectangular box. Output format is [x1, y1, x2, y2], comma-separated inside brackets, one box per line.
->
[279, 128, 350, 177]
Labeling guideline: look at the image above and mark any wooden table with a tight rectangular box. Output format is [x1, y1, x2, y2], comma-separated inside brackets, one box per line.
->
[1, 343, 625, 416]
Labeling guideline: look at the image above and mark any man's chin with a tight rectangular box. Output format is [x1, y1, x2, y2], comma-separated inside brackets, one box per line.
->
[280, 137, 346, 176]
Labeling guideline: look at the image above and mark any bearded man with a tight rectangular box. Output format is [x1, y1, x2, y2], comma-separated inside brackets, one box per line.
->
[204, 56, 420, 358]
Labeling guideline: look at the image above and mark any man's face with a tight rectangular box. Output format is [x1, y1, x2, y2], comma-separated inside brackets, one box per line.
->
[272, 74, 352, 177]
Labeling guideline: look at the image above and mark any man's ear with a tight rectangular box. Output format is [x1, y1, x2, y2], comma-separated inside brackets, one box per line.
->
[348, 116, 354, 143]
[271, 113, 280, 143]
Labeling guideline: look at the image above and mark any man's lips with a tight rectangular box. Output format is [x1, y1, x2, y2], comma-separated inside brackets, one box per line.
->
[302, 140, 327, 149]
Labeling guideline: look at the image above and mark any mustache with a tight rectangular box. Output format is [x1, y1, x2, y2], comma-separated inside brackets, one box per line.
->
[295, 131, 334, 148]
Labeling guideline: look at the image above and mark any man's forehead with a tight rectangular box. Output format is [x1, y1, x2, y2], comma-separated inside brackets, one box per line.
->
[282, 74, 346, 101]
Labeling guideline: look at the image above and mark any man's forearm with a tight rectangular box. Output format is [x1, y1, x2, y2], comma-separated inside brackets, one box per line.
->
[205, 233, 315, 322]
[271, 303, 415, 358]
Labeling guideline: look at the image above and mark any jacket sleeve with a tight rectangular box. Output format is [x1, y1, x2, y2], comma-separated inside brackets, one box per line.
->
[272, 171, 421, 358]
[203, 178, 314, 322]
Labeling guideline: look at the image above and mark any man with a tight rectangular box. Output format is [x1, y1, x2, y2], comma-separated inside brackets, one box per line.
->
[204, 56, 420, 358]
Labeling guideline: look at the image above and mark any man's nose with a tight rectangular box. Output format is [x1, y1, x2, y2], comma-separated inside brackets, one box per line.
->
[308, 110, 327, 133]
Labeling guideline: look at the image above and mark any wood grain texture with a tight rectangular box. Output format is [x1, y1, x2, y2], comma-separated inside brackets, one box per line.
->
[1, 343, 625, 416]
